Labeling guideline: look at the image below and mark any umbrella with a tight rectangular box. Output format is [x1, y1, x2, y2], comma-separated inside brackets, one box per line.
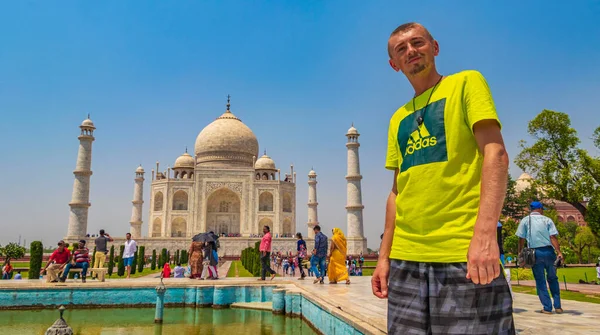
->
[192, 233, 215, 243]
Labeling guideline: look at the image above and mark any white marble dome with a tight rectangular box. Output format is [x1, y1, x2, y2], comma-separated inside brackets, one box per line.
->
[347, 125, 358, 135]
[255, 153, 276, 170]
[136, 165, 145, 173]
[194, 110, 259, 168]
[81, 118, 95, 128]
[174, 152, 194, 169]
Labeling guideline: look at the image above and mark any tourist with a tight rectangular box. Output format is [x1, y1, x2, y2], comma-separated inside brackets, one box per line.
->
[312, 225, 328, 284]
[13, 271, 22, 280]
[123, 233, 137, 279]
[2, 259, 13, 280]
[258, 225, 276, 281]
[60, 240, 90, 283]
[596, 262, 600, 285]
[327, 228, 350, 285]
[92, 229, 113, 280]
[498, 221, 505, 265]
[188, 240, 204, 279]
[516, 201, 563, 314]
[372, 22, 515, 334]
[42, 240, 71, 283]
[296, 233, 307, 280]
[282, 257, 289, 276]
[173, 263, 185, 278]
[162, 262, 171, 278]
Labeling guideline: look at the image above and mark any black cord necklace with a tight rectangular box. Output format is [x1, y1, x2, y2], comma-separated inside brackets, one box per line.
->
[412, 75, 443, 126]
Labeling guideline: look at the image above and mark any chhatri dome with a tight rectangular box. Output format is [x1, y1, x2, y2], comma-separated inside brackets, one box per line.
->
[255, 151, 277, 170]
[136, 165, 145, 173]
[194, 96, 259, 168]
[515, 172, 533, 193]
[174, 150, 194, 168]
[347, 123, 358, 135]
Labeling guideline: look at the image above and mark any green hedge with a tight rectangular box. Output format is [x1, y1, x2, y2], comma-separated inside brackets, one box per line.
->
[160, 248, 168, 268]
[107, 246, 115, 277]
[137, 246, 145, 273]
[28, 241, 43, 279]
[151, 249, 157, 270]
[117, 245, 125, 277]
[181, 250, 188, 264]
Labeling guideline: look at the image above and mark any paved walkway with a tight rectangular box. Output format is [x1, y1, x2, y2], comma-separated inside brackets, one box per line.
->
[1, 276, 599, 334]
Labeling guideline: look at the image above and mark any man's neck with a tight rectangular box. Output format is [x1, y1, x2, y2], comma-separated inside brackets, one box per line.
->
[409, 69, 442, 96]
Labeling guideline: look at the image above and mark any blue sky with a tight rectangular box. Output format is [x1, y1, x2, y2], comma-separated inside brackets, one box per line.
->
[1, 1, 599, 248]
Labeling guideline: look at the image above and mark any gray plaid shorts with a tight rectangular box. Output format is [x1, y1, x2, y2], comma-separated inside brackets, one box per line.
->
[388, 260, 515, 335]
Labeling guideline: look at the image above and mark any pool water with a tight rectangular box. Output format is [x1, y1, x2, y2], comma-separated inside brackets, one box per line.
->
[0, 307, 318, 334]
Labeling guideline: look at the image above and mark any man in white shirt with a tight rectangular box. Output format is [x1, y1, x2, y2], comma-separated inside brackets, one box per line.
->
[123, 233, 137, 279]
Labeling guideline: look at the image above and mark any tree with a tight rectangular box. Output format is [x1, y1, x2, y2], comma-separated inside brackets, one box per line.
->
[573, 226, 597, 264]
[28, 241, 43, 279]
[175, 250, 180, 264]
[117, 245, 125, 277]
[503, 235, 519, 255]
[137, 246, 145, 273]
[180, 250, 188, 265]
[1, 242, 26, 260]
[516, 110, 600, 235]
[107, 246, 115, 277]
[151, 249, 157, 270]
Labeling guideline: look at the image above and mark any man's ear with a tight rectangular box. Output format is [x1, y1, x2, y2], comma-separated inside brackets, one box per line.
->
[389, 59, 400, 72]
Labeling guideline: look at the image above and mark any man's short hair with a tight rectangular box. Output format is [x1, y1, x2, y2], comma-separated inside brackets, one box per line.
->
[99, 229, 105, 235]
[314, 225, 321, 231]
[78, 239, 86, 245]
[126, 232, 131, 236]
[388, 22, 434, 58]
[264, 225, 270, 232]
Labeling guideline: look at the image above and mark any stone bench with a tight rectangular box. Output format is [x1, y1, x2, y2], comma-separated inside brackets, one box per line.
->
[69, 268, 107, 282]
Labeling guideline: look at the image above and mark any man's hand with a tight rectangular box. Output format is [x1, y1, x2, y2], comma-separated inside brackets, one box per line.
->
[466, 230, 500, 285]
[371, 259, 390, 298]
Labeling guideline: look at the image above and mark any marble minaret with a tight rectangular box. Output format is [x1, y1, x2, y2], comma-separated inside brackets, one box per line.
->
[130, 165, 145, 238]
[307, 169, 319, 239]
[345, 124, 367, 254]
[66, 116, 95, 239]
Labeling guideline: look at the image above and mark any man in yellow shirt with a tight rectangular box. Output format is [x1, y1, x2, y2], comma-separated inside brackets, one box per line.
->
[372, 22, 515, 334]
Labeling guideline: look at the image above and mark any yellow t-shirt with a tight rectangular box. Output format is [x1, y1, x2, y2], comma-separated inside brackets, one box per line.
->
[385, 70, 501, 263]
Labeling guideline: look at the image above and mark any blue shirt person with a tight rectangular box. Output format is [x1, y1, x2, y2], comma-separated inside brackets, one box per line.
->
[311, 225, 328, 283]
[516, 201, 563, 314]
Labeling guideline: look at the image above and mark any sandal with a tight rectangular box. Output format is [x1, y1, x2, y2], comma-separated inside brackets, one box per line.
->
[345, 280, 351, 285]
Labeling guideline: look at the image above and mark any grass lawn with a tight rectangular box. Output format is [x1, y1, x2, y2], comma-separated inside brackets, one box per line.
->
[512, 285, 600, 304]
[227, 261, 254, 277]
[107, 267, 162, 279]
[511, 267, 598, 284]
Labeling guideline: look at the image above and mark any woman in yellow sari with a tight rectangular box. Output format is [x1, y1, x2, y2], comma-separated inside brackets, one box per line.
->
[328, 228, 350, 285]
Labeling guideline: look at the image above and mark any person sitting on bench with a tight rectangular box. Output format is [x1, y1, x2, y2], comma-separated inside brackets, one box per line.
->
[60, 240, 90, 283]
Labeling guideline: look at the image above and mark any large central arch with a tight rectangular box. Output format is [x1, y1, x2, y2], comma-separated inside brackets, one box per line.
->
[206, 188, 241, 235]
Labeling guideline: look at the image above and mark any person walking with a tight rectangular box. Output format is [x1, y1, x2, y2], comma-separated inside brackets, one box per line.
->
[123, 233, 137, 279]
[312, 225, 328, 284]
[516, 201, 563, 314]
[372, 22, 514, 334]
[328, 228, 350, 285]
[42, 240, 71, 283]
[259, 225, 276, 281]
[92, 229, 113, 280]
[188, 241, 204, 280]
[296, 233, 307, 280]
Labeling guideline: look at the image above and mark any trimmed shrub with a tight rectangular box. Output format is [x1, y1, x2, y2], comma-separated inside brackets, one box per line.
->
[151, 249, 157, 270]
[107, 246, 115, 277]
[28, 241, 43, 279]
[131, 250, 138, 275]
[137, 246, 145, 273]
[117, 245, 125, 277]
[160, 248, 168, 268]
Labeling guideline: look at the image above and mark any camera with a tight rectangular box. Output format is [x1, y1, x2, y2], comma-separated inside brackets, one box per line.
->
[553, 255, 563, 268]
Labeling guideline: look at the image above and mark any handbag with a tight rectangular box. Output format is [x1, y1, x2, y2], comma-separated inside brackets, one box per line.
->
[519, 214, 536, 268]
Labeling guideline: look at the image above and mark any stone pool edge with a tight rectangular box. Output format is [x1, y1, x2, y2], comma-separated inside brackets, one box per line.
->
[0, 280, 385, 335]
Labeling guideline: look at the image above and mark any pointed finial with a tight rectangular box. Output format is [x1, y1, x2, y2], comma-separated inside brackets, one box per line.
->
[351, 122, 354, 127]
[59, 305, 66, 319]
[264, 149, 267, 155]
[87, 113, 90, 119]
[226, 94, 231, 112]
[185, 146, 188, 153]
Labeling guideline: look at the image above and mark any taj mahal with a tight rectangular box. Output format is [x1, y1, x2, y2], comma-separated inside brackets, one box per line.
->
[64, 97, 367, 256]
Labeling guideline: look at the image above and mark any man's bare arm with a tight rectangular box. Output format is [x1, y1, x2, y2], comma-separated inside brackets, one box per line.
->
[466, 119, 509, 285]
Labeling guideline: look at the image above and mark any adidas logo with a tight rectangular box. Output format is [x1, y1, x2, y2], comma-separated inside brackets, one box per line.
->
[405, 122, 437, 155]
